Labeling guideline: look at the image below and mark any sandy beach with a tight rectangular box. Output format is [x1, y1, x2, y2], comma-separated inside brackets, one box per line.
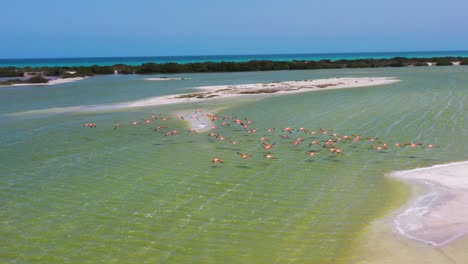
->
[125, 77, 399, 108]
[390, 161, 468, 247]
[1, 77, 86, 87]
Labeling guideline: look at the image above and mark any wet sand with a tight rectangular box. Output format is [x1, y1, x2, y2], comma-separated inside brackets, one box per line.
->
[358, 161, 468, 263]
[391, 161, 468, 247]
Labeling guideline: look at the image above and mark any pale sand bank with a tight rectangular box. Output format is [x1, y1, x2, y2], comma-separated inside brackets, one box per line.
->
[2, 77, 86, 87]
[144, 77, 188, 81]
[125, 77, 399, 108]
[390, 161, 468, 246]
[7, 77, 398, 117]
[356, 162, 468, 264]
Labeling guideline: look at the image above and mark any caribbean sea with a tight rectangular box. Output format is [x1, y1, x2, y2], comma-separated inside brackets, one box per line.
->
[1, 50, 468, 68]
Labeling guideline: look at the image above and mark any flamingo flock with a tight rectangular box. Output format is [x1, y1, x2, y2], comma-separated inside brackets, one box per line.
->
[83, 109, 439, 165]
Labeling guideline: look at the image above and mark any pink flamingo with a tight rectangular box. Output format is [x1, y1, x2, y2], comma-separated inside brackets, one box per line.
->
[309, 140, 321, 147]
[212, 158, 224, 163]
[262, 143, 275, 150]
[306, 151, 320, 156]
[237, 152, 252, 159]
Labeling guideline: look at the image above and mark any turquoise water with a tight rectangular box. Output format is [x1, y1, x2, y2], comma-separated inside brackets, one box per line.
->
[1, 50, 468, 67]
[1, 66, 467, 263]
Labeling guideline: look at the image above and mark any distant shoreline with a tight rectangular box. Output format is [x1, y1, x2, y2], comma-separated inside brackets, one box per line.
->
[2, 50, 468, 67]
[0, 56, 467, 80]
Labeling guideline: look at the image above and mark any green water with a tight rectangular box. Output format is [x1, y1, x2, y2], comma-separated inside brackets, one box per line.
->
[1, 67, 467, 263]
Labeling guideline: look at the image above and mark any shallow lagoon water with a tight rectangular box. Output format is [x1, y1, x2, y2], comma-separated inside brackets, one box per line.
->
[1, 67, 467, 263]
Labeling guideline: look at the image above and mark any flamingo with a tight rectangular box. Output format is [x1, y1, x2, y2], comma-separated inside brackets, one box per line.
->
[265, 154, 276, 159]
[206, 113, 219, 122]
[330, 148, 345, 155]
[320, 128, 329, 134]
[187, 129, 198, 134]
[212, 158, 224, 163]
[262, 143, 275, 150]
[217, 135, 228, 141]
[406, 143, 423, 148]
[153, 126, 166, 131]
[237, 152, 252, 159]
[264, 128, 275, 133]
[165, 130, 180, 136]
[297, 127, 309, 133]
[282, 127, 293, 134]
[84, 123, 97, 128]
[222, 122, 230, 127]
[309, 140, 321, 147]
[323, 139, 336, 148]
[373, 146, 386, 151]
[208, 132, 219, 138]
[306, 151, 320, 156]
[260, 137, 270, 142]
[235, 119, 245, 126]
[113, 124, 122, 130]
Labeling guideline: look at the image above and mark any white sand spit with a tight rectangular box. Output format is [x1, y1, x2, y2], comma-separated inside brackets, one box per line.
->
[125, 77, 399, 108]
[144, 77, 187, 81]
[3, 77, 86, 87]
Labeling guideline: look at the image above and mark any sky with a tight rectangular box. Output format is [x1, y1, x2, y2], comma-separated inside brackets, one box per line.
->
[1, 0, 467, 58]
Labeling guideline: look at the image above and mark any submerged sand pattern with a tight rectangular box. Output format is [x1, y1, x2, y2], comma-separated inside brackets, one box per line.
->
[391, 162, 468, 246]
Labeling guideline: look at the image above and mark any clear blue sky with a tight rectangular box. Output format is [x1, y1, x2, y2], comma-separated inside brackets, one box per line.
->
[1, 0, 467, 58]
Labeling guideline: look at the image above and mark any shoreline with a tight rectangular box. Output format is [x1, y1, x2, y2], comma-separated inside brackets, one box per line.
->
[0, 77, 86, 87]
[389, 161, 468, 247]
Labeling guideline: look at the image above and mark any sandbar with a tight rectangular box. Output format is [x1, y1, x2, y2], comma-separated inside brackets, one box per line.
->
[7, 77, 399, 117]
[124, 77, 399, 108]
[144, 77, 188, 81]
[1, 77, 86, 87]
[390, 161, 468, 247]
